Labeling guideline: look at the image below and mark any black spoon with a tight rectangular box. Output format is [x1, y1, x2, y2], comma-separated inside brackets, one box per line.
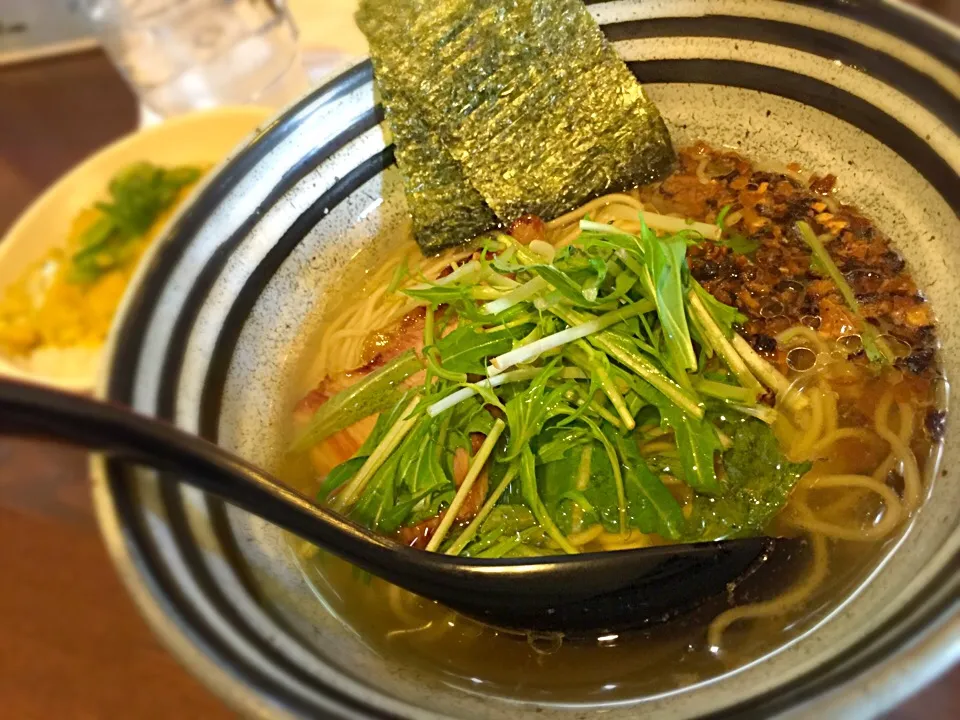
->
[0, 378, 801, 634]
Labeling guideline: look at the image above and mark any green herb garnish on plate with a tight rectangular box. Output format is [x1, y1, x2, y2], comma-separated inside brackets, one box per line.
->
[69, 162, 201, 284]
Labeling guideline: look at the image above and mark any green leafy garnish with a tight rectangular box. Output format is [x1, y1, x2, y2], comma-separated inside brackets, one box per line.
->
[637, 220, 698, 373]
[721, 233, 760, 255]
[629, 377, 724, 495]
[614, 432, 685, 539]
[797, 221, 892, 363]
[303, 213, 811, 557]
[687, 417, 810, 540]
[70, 162, 201, 284]
[520, 445, 578, 553]
[434, 325, 524, 375]
[502, 363, 568, 460]
[290, 351, 423, 453]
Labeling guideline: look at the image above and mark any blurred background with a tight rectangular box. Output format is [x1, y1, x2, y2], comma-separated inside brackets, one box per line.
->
[0, 0, 368, 63]
[0, 1, 957, 718]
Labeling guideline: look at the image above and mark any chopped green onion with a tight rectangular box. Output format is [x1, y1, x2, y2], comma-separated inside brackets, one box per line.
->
[687, 291, 762, 392]
[332, 396, 421, 511]
[481, 276, 550, 315]
[488, 300, 654, 375]
[445, 464, 520, 556]
[796, 221, 893, 364]
[426, 419, 506, 551]
[426, 368, 538, 416]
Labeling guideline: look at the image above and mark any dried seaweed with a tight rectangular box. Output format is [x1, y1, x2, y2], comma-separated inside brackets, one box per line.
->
[359, 3, 498, 253]
[358, 0, 675, 246]
[379, 83, 499, 254]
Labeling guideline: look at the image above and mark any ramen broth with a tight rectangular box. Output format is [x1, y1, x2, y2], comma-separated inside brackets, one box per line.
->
[282, 376, 939, 701]
[281, 144, 944, 699]
[294, 535, 882, 700]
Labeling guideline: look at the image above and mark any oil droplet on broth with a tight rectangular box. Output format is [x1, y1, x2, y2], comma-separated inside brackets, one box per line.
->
[759, 298, 785, 318]
[878, 333, 914, 359]
[787, 346, 817, 371]
[838, 333, 863, 355]
[527, 632, 564, 656]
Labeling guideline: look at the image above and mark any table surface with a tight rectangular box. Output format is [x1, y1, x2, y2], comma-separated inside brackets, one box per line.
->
[1, 8, 958, 718]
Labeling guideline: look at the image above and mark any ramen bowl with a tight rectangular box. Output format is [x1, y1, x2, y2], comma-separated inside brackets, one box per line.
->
[93, 1, 960, 717]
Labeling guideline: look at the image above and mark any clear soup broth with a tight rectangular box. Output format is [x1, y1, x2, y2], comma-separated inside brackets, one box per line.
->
[280, 144, 945, 701]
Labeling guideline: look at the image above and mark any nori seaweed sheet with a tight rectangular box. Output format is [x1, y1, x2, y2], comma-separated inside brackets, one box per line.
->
[380, 83, 499, 254]
[357, 0, 675, 246]
[358, 4, 498, 253]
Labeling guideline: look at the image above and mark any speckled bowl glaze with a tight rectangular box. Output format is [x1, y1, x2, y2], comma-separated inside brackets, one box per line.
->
[93, 1, 960, 718]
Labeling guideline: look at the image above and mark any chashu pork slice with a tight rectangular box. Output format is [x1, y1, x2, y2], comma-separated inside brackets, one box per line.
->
[294, 308, 431, 475]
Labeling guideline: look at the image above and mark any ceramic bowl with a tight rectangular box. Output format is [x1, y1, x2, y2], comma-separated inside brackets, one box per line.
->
[0, 106, 272, 391]
[93, 1, 959, 718]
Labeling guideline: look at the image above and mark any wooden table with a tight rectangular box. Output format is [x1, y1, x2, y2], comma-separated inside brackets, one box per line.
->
[1, 33, 957, 720]
[0, 51, 233, 720]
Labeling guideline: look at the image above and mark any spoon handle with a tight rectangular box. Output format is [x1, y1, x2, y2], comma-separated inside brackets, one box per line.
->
[0, 379, 794, 633]
[0, 378, 396, 559]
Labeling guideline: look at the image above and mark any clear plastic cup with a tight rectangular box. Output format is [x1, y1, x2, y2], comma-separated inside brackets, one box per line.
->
[83, 0, 311, 117]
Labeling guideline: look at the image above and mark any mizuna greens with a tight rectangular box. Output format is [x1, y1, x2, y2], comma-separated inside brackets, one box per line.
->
[296, 217, 811, 557]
